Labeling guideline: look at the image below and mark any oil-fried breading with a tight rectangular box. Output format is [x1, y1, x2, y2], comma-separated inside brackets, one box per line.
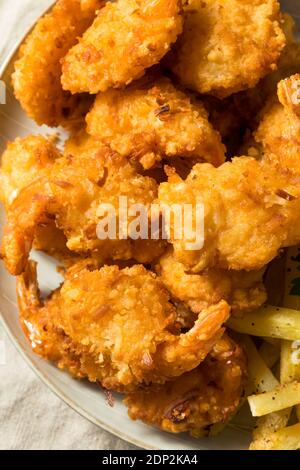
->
[0, 136, 71, 259]
[158, 152, 300, 273]
[1, 137, 165, 275]
[167, 0, 285, 98]
[17, 261, 230, 391]
[61, 0, 183, 94]
[259, 13, 300, 100]
[0, 136, 60, 209]
[156, 249, 267, 316]
[86, 76, 225, 169]
[80, 0, 104, 13]
[124, 334, 246, 433]
[12, 0, 101, 127]
[222, 13, 300, 133]
[255, 74, 300, 171]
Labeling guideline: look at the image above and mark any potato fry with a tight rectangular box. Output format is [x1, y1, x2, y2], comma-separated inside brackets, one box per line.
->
[250, 423, 300, 450]
[280, 339, 300, 424]
[248, 381, 300, 417]
[259, 341, 280, 369]
[280, 340, 300, 384]
[253, 409, 291, 441]
[241, 336, 290, 441]
[283, 246, 300, 311]
[281, 246, 300, 423]
[252, 338, 298, 441]
[241, 336, 278, 395]
[228, 305, 300, 340]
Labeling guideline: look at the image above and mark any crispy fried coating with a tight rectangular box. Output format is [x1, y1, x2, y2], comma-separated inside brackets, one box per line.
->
[17, 261, 89, 378]
[0, 136, 60, 209]
[12, 0, 101, 127]
[80, 0, 105, 13]
[255, 74, 300, 171]
[218, 13, 300, 134]
[1, 136, 166, 275]
[61, 0, 183, 94]
[167, 0, 285, 98]
[156, 249, 267, 316]
[17, 261, 230, 391]
[259, 13, 300, 99]
[216, 13, 300, 138]
[0, 136, 71, 259]
[64, 127, 101, 158]
[86, 76, 225, 169]
[159, 152, 300, 273]
[124, 334, 246, 433]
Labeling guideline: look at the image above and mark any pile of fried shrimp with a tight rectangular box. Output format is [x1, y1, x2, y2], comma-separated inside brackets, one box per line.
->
[2, 0, 300, 450]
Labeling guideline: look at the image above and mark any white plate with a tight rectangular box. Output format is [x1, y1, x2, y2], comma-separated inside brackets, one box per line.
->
[0, 0, 298, 451]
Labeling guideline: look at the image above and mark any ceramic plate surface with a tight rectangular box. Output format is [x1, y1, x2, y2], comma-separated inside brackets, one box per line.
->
[0, 0, 299, 450]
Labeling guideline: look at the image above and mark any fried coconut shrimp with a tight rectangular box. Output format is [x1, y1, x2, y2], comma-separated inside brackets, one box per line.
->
[221, 13, 300, 134]
[12, 0, 102, 127]
[156, 249, 267, 317]
[80, 0, 105, 13]
[255, 74, 300, 169]
[17, 261, 230, 391]
[159, 152, 300, 273]
[125, 334, 246, 433]
[61, 0, 183, 94]
[0, 136, 70, 258]
[1, 136, 167, 275]
[86, 76, 225, 169]
[0, 136, 60, 209]
[167, 0, 285, 98]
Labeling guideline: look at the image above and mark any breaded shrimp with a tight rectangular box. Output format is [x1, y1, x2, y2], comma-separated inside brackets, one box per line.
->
[158, 153, 300, 272]
[1, 137, 164, 275]
[261, 13, 300, 97]
[12, 0, 101, 127]
[0, 135, 71, 259]
[167, 0, 285, 98]
[17, 261, 230, 391]
[225, 13, 300, 134]
[255, 74, 300, 171]
[0, 136, 60, 209]
[156, 249, 267, 316]
[17, 261, 90, 378]
[86, 76, 225, 169]
[124, 334, 246, 433]
[61, 0, 183, 94]
[80, 0, 104, 13]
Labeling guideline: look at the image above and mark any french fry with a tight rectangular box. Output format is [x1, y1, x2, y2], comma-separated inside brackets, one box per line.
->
[280, 339, 300, 424]
[249, 423, 300, 450]
[228, 305, 300, 340]
[240, 336, 278, 395]
[283, 246, 300, 311]
[239, 241, 300, 450]
[280, 340, 300, 384]
[248, 381, 300, 417]
[259, 341, 280, 369]
[281, 247, 300, 424]
[253, 409, 291, 441]
[242, 337, 290, 441]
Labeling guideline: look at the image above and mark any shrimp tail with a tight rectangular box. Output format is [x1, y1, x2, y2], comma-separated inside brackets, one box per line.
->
[156, 300, 230, 378]
[1, 182, 50, 275]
